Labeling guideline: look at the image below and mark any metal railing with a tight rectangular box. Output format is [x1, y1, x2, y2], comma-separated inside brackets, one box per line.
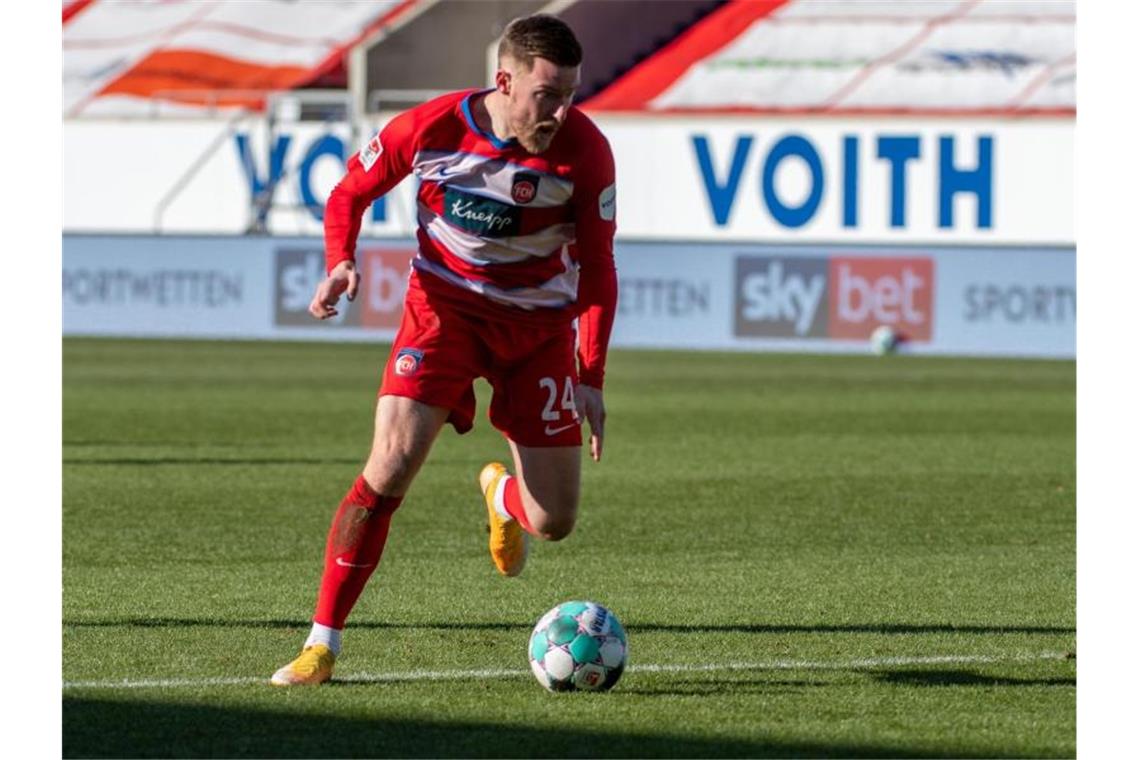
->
[366, 88, 453, 113]
[144, 88, 353, 121]
[146, 90, 357, 233]
[151, 109, 251, 233]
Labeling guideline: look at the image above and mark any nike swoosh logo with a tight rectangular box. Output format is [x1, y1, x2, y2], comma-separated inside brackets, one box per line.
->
[335, 558, 374, 569]
[544, 422, 578, 436]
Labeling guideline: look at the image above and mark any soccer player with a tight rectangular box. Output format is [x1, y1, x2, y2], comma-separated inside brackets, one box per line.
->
[271, 14, 617, 686]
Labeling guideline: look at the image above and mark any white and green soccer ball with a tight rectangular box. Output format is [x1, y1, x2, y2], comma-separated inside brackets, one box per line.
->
[870, 324, 900, 355]
[528, 600, 628, 692]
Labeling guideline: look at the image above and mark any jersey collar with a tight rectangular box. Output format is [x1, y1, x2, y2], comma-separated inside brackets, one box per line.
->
[461, 89, 518, 150]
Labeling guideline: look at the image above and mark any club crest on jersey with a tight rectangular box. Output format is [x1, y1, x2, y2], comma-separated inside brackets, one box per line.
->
[394, 347, 424, 376]
[511, 172, 540, 205]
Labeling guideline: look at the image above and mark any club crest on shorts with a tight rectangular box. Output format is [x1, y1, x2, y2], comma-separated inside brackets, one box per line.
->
[394, 347, 424, 376]
[511, 172, 540, 205]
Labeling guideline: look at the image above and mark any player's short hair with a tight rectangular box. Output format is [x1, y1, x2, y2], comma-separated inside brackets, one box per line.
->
[498, 14, 582, 70]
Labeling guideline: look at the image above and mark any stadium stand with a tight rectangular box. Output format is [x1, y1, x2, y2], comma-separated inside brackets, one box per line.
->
[62, 0, 729, 118]
[63, 0, 1074, 119]
[583, 0, 1075, 115]
[357, 0, 548, 112]
[358, 0, 725, 110]
[550, 0, 726, 103]
[62, 0, 417, 117]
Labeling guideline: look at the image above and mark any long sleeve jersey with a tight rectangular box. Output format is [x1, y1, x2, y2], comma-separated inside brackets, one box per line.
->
[324, 89, 618, 388]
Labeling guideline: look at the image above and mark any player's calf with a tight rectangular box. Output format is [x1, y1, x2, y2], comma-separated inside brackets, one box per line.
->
[483, 462, 579, 540]
[508, 443, 581, 541]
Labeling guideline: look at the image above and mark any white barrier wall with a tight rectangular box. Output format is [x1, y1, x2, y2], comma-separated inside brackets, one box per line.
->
[63, 116, 1074, 245]
[63, 236, 1074, 358]
[62, 112, 1074, 357]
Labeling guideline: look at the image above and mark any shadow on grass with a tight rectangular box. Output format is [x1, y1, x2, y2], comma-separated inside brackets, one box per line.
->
[874, 669, 1076, 688]
[63, 617, 1076, 637]
[594, 668, 1077, 698]
[62, 696, 1033, 759]
[63, 457, 364, 466]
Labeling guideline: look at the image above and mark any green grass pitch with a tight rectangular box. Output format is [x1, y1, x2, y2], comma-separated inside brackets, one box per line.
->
[62, 338, 1075, 758]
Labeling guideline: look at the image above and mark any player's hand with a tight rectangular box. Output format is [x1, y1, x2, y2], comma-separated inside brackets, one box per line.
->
[574, 384, 605, 462]
[308, 260, 360, 320]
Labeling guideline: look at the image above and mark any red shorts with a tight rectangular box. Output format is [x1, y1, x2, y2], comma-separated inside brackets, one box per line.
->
[379, 285, 582, 447]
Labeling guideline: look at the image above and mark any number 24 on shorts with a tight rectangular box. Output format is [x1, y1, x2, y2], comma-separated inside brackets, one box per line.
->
[538, 376, 577, 430]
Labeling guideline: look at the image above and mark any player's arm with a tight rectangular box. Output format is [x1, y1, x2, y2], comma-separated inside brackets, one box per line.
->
[573, 135, 618, 461]
[310, 114, 417, 319]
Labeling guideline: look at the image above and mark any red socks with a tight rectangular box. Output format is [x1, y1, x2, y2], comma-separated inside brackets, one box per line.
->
[501, 475, 535, 535]
[313, 476, 403, 629]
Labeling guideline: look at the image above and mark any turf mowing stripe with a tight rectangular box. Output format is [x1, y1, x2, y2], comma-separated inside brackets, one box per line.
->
[631, 652, 1072, 674]
[62, 651, 1071, 691]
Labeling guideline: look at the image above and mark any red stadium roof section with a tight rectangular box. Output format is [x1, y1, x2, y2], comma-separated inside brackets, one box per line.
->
[96, 49, 312, 108]
[582, 0, 1076, 117]
[62, 0, 96, 24]
[584, 0, 788, 112]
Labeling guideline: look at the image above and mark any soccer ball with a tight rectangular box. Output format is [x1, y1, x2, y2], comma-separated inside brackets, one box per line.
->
[870, 324, 900, 355]
[528, 600, 628, 692]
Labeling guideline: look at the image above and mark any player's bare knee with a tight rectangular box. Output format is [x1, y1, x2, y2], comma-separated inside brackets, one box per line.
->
[528, 504, 577, 542]
[364, 440, 420, 494]
[539, 516, 576, 542]
[521, 482, 578, 540]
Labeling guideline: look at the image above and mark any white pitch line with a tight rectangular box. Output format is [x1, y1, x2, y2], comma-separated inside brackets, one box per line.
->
[62, 651, 1071, 691]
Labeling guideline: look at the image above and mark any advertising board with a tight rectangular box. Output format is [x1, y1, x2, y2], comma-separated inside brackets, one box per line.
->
[602, 118, 1072, 245]
[62, 236, 270, 337]
[63, 116, 1073, 246]
[64, 236, 1074, 359]
[273, 246, 414, 332]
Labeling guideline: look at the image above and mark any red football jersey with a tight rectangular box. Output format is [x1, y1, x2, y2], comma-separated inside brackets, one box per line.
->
[324, 89, 617, 388]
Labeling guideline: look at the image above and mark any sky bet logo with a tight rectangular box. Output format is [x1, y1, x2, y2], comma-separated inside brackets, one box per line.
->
[275, 248, 413, 328]
[735, 258, 828, 337]
[735, 256, 934, 341]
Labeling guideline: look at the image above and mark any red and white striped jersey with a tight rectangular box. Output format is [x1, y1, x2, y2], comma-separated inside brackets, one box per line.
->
[324, 89, 618, 387]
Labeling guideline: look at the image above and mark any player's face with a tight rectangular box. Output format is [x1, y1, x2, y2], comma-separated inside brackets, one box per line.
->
[503, 57, 580, 154]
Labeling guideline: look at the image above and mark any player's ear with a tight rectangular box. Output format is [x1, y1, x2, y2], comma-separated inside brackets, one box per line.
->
[495, 68, 512, 96]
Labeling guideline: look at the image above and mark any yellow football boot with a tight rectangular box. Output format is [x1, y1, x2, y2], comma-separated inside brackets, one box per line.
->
[479, 462, 528, 577]
[269, 644, 336, 686]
